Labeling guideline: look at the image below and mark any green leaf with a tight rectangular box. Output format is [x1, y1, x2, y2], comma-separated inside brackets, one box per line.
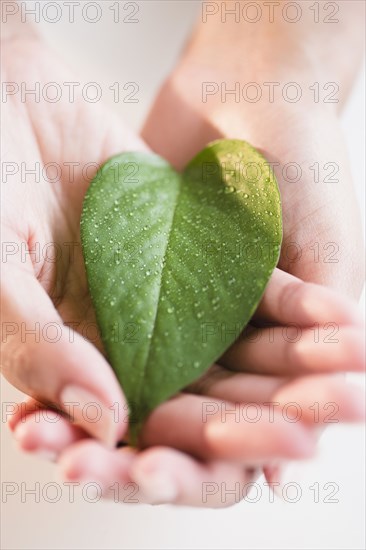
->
[81, 139, 282, 442]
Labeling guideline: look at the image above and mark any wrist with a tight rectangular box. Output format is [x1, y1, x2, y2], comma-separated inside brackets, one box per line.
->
[175, 3, 364, 116]
[169, 58, 339, 132]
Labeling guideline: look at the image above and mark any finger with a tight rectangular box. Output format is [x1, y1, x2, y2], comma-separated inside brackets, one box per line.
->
[12, 410, 87, 461]
[189, 367, 365, 425]
[1, 258, 127, 447]
[59, 440, 136, 489]
[59, 440, 259, 508]
[131, 447, 260, 507]
[139, 394, 316, 462]
[185, 364, 285, 402]
[7, 397, 260, 505]
[262, 373, 366, 491]
[255, 268, 363, 326]
[7, 398, 46, 432]
[221, 324, 365, 375]
[273, 375, 365, 424]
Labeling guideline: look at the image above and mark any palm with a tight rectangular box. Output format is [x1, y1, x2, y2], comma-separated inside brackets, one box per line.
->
[241, 106, 363, 297]
[3, 37, 144, 353]
[141, 75, 364, 298]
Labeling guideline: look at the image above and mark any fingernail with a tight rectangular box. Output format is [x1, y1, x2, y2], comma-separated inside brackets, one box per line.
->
[205, 419, 228, 443]
[60, 385, 116, 448]
[13, 424, 58, 461]
[13, 422, 28, 443]
[130, 464, 178, 504]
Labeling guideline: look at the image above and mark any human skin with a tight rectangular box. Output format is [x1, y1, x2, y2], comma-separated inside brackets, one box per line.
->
[2, 5, 365, 507]
[142, 0, 365, 297]
[139, 1, 366, 489]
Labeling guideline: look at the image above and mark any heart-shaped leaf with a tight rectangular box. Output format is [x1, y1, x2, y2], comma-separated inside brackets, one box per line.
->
[81, 139, 282, 441]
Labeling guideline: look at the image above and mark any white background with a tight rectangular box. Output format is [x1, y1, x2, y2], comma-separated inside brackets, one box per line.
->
[1, 1, 365, 549]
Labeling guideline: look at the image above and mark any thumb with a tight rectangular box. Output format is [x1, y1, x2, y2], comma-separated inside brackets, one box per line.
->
[1, 261, 128, 448]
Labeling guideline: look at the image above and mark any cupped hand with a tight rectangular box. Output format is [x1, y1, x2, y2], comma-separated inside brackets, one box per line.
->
[141, 11, 365, 298]
[138, 12, 366, 497]
[2, 22, 365, 509]
[8, 268, 365, 507]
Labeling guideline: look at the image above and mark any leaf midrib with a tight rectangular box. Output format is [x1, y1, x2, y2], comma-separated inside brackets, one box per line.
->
[134, 175, 183, 410]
